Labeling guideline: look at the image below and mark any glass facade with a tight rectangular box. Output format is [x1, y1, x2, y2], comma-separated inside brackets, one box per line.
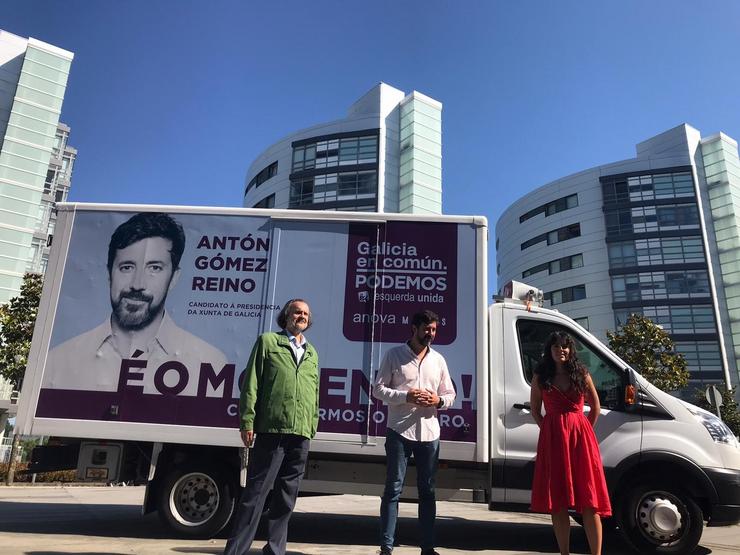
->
[0, 38, 73, 303]
[289, 131, 379, 211]
[608, 236, 704, 267]
[701, 135, 740, 380]
[398, 94, 442, 214]
[602, 169, 720, 387]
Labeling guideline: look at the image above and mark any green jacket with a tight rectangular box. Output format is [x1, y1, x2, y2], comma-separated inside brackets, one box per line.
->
[239, 331, 319, 439]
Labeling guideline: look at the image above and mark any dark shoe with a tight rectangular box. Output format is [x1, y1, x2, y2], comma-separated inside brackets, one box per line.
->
[378, 548, 392, 555]
[420, 550, 440, 555]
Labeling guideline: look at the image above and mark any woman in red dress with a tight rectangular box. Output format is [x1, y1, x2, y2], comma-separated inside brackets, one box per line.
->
[530, 331, 611, 555]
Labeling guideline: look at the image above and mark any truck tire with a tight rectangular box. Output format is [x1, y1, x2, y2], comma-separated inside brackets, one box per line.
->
[157, 463, 236, 538]
[617, 480, 703, 554]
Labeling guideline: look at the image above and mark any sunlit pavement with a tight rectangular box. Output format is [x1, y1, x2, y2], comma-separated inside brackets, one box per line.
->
[0, 486, 738, 554]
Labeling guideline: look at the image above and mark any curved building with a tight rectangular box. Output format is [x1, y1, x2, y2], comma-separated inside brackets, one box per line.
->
[243, 83, 442, 214]
[496, 124, 740, 392]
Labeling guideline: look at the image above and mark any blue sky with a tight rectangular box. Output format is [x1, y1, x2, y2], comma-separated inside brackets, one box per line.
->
[4, 1, 740, 236]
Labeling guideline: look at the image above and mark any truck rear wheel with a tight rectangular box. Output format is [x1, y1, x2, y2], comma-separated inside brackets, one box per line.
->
[617, 481, 703, 554]
[157, 463, 236, 538]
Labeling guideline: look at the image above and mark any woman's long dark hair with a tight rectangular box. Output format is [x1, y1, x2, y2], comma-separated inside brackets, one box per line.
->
[533, 331, 588, 393]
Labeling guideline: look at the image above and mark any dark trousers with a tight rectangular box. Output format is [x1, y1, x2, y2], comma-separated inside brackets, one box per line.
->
[223, 433, 310, 555]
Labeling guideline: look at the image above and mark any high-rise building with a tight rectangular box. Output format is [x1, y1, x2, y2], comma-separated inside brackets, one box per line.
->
[496, 124, 740, 394]
[0, 29, 74, 304]
[27, 122, 76, 275]
[243, 83, 443, 214]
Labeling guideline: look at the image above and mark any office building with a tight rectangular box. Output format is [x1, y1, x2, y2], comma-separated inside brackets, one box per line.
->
[0, 29, 73, 442]
[496, 124, 740, 392]
[0, 29, 74, 304]
[243, 83, 442, 214]
[27, 122, 76, 275]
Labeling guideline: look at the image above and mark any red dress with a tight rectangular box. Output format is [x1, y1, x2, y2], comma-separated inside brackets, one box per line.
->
[530, 385, 612, 516]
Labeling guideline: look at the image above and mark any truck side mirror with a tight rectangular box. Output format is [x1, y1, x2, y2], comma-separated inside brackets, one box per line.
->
[624, 384, 636, 406]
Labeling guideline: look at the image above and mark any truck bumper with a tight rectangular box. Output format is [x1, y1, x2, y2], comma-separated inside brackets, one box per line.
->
[705, 466, 740, 526]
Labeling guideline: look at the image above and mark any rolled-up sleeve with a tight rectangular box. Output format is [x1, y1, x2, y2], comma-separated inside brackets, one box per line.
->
[436, 358, 456, 410]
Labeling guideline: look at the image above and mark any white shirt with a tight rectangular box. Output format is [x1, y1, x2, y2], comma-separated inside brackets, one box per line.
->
[287, 332, 306, 364]
[373, 343, 456, 442]
[43, 312, 229, 395]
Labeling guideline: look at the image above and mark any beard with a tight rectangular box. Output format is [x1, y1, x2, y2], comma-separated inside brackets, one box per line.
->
[111, 290, 165, 331]
[417, 333, 433, 346]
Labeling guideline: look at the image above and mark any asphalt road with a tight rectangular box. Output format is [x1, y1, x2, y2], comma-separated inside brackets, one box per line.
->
[0, 486, 739, 554]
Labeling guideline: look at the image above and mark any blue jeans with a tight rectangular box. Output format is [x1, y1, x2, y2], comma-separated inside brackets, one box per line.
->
[380, 428, 440, 551]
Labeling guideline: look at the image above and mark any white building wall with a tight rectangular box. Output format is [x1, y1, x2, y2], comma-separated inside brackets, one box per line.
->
[497, 125, 694, 342]
[243, 83, 440, 214]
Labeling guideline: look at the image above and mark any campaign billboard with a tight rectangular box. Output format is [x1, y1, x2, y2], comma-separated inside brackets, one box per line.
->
[35, 210, 478, 442]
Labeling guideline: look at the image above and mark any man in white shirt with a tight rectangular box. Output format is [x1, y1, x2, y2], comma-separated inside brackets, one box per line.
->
[44, 212, 228, 395]
[373, 310, 456, 555]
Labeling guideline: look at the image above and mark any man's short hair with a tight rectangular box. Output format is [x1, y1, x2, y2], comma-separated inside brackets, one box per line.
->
[277, 299, 312, 330]
[411, 309, 439, 328]
[107, 212, 186, 274]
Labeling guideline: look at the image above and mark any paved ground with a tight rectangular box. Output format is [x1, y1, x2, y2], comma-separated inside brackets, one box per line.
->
[0, 485, 738, 554]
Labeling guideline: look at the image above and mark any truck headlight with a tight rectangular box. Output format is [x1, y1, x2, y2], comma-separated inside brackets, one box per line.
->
[686, 404, 739, 447]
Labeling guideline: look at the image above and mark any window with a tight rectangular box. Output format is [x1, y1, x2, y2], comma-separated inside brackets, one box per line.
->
[290, 170, 378, 209]
[245, 161, 278, 195]
[605, 203, 699, 236]
[574, 317, 589, 330]
[608, 236, 705, 268]
[614, 305, 715, 334]
[516, 318, 627, 409]
[522, 253, 584, 278]
[521, 223, 581, 251]
[522, 261, 549, 278]
[253, 194, 275, 209]
[44, 169, 55, 194]
[611, 270, 710, 302]
[521, 232, 548, 250]
[545, 284, 586, 305]
[520, 194, 578, 223]
[675, 341, 723, 375]
[602, 171, 695, 204]
[292, 134, 378, 172]
[548, 223, 580, 244]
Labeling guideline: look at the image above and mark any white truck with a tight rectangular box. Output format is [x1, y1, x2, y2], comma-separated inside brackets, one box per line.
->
[16, 203, 740, 554]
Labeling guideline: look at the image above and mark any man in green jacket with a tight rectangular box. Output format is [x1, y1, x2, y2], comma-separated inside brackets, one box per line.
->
[224, 299, 319, 555]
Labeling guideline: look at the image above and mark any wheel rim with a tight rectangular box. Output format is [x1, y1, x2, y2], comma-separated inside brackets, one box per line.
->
[635, 490, 684, 544]
[168, 471, 220, 527]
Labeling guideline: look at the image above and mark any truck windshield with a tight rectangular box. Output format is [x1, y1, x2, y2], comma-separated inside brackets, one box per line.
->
[516, 318, 627, 410]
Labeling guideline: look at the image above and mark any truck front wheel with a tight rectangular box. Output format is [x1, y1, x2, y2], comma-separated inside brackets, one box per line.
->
[618, 481, 703, 554]
[157, 463, 236, 538]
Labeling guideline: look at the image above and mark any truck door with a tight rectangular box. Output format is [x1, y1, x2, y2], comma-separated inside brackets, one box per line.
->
[263, 217, 386, 441]
[495, 308, 642, 509]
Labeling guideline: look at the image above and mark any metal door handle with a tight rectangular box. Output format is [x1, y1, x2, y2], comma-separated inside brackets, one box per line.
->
[513, 402, 531, 410]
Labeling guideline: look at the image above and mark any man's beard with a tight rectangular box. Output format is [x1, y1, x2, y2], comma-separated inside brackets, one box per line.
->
[417, 333, 433, 346]
[111, 290, 165, 331]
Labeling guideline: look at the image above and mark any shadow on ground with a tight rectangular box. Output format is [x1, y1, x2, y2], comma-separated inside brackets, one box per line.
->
[2, 500, 714, 554]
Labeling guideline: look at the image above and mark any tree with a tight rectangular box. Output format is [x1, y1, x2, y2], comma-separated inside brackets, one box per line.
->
[0, 273, 43, 389]
[694, 386, 740, 437]
[607, 313, 690, 392]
